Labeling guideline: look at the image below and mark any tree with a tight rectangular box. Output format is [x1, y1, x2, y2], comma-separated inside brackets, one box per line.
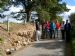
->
[69, 13, 75, 29]
[38, 9, 50, 22]
[69, 13, 75, 56]
[69, 13, 75, 42]
[56, 16, 62, 24]
[33, 0, 68, 21]
[11, 0, 35, 22]
[0, 0, 9, 8]
[0, 0, 11, 32]
[10, 0, 68, 22]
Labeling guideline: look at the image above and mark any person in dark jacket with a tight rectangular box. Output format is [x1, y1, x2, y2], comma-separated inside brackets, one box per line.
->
[36, 22, 40, 30]
[64, 20, 71, 43]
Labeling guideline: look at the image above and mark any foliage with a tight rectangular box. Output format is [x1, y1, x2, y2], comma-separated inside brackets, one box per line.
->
[0, 0, 68, 23]
[57, 16, 62, 24]
[69, 13, 75, 56]
[9, 0, 68, 22]
[69, 13, 75, 29]
[0, 0, 10, 8]
[33, 0, 68, 18]
[12, 0, 35, 22]
[0, 36, 4, 44]
[38, 9, 50, 21]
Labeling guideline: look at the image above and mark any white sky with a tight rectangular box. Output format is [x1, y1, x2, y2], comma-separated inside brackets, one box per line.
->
[60, 5, 75, 21]
[1, 5, 23, 23]
[3, 5, 23, 15]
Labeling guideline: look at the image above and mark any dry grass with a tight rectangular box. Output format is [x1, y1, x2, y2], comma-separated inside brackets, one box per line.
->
[0, 23, 36, 56]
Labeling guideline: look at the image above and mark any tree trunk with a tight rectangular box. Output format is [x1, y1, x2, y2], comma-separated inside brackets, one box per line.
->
[26, 11, 30, 22]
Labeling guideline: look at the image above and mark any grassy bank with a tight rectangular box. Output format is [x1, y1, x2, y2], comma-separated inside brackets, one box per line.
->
[72, 30, 75, 56]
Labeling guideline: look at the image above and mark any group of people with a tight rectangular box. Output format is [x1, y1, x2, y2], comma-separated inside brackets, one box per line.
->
[35, 20, 71, 43]
[42, 20, 60, 39]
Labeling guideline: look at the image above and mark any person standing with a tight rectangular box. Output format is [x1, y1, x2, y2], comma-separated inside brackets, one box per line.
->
[61, 21, 65, 40]
[42, 20, 47, 39]
[64, 20, 71, 43]
[46, 21, 51, 39]
[35, 22, 41, 41]
[56, 20, 60, 38]
[50, 21, 56, 39]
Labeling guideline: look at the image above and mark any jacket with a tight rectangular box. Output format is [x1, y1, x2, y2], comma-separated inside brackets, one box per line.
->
[50, 22, 56, 30]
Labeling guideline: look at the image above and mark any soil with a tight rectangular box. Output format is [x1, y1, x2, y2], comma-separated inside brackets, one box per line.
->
[0, 23, 36, 56]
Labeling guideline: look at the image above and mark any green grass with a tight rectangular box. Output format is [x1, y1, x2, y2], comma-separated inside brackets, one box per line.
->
[0, 48, 3, 56]
[71, 30, 75, 56]
[72, 39, 75, 56]
[0, 36, 4, 44]
[0, 37, 4, 56]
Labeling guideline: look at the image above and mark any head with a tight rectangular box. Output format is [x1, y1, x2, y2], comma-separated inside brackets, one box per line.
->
[56, 20, 58, 23]
[66, 20, 68, 24]
[62, 21, 65, 24]
[47, 21, 49, 24]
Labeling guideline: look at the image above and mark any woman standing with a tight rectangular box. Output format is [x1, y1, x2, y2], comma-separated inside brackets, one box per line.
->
[61, 21, 65, 40]
[56, 20, 61, 38]
[35, 22, 41, 41]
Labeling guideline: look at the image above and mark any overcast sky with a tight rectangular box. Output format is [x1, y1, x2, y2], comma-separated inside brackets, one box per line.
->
[0, 5, 23, 23]
[61, 0, 75, 21]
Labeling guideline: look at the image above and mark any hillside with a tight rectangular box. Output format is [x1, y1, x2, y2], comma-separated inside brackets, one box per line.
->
[0, 23, 36, 56]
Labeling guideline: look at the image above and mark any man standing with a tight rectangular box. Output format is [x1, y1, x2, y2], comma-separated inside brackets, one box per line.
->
[65, 20, 71, 43]
[50, 21, 56, 39]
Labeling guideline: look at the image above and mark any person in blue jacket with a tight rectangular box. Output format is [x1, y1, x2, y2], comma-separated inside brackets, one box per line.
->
[50, 21, 56, 39]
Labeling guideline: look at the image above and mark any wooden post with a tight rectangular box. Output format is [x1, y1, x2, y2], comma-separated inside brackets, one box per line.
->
[7, 16, 9, 32]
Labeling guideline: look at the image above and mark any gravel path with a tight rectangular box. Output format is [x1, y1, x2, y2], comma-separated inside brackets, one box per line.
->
[12, 40, 65, 56]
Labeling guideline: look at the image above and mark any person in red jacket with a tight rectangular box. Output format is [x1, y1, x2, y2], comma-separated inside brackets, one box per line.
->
[46, 21, 50, 31]
[46, 21, 51, 39]
[56, 20, 60, 38]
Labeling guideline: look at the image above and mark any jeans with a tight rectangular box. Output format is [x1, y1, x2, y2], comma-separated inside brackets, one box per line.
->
[61, 30, 65, 40]
[36, 30, 41, 41]
[65, 30, 71, 43]
[50, 29, 55, 39]
[46, 29, 51, 39]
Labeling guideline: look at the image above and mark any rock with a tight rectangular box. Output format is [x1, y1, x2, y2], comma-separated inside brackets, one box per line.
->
[14, 40, 18, 43]
[10, 48, 16, 52]
[16, 44, 22, 50]
[0, 23, 36, 56]
[23, 42, 28, 45]
[22, 42, 26, 46]
[5, 49, 11, 55]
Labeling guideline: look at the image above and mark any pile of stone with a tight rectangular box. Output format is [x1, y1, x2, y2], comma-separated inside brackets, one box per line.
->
[2, 24, 36, 55]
